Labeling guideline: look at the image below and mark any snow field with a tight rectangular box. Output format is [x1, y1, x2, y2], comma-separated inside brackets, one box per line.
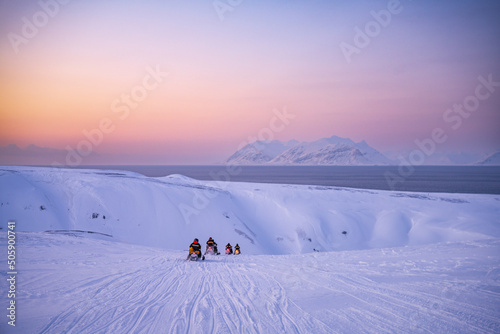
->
[0, 233, 499, 333]
[1, 166, 500, 333]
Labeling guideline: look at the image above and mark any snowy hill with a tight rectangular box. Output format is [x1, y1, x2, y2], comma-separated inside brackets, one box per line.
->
[477, 151, 500, 165]
[1, 166, 499, 254]
[226, 136, 392, 165]
[1, 166, 500, 333]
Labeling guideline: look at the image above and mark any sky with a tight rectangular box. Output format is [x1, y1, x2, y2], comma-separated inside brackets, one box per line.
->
[0, 0, 499, 165]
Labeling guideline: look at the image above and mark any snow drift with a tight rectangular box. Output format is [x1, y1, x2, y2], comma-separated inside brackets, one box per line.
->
[1, 166, 499, 255]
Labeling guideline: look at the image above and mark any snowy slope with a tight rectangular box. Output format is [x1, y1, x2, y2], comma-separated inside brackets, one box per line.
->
[1, 166, 500, 333]
[225, 136, 392, 165]
[1, 233, 499, 333]
[1, 166, 499, 254]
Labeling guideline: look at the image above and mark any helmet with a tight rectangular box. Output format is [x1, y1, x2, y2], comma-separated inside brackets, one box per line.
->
[194, 238, 199, 242]
[209, 237, 213, 240]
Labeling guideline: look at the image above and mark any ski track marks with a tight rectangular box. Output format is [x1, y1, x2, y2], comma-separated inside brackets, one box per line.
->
[2, 234, 500, 334]
[167, 256, 319, 334]
[20, 242, 324, 333]
[261, 246, 500, 334]
[38, 257, 186, 333]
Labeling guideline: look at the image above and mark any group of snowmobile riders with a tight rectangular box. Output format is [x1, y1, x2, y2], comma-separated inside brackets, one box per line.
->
[188, 237, 240, 260]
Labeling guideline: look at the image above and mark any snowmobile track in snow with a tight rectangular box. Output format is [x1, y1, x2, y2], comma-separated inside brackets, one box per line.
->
[2, 233, 500, 334]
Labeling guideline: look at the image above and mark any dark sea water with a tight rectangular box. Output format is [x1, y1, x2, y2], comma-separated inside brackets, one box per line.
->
[79, 165, 500, 195]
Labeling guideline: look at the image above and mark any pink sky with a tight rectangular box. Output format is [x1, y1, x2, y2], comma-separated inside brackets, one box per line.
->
[1, 0, 499, 164]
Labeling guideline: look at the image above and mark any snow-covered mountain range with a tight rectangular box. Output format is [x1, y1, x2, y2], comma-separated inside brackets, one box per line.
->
[226, 136, 392, 165]
[478, 151, 500, 165]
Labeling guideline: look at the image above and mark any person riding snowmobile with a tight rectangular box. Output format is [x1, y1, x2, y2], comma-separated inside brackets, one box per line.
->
[225, 243, 233, 254]
[234, 244, 240, 255]
[187, 238, 203, 260]
[206, 237, 218, 254]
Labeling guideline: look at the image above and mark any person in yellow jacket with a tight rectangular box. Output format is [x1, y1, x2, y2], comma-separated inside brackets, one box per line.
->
[187, 238, 204, 260]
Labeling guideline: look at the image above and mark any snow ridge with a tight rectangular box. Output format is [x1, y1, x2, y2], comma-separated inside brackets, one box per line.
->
[1, 166, 499, 255]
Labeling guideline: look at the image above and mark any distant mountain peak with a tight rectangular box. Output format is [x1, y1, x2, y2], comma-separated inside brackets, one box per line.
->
[226, 136, 391, 165]
[477, 151, 500, 165]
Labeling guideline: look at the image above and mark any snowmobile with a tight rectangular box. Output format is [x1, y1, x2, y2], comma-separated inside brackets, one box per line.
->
[187, 251, 204, 261]
[205, 246, 215, 256]
[225, 247, 233, 255]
